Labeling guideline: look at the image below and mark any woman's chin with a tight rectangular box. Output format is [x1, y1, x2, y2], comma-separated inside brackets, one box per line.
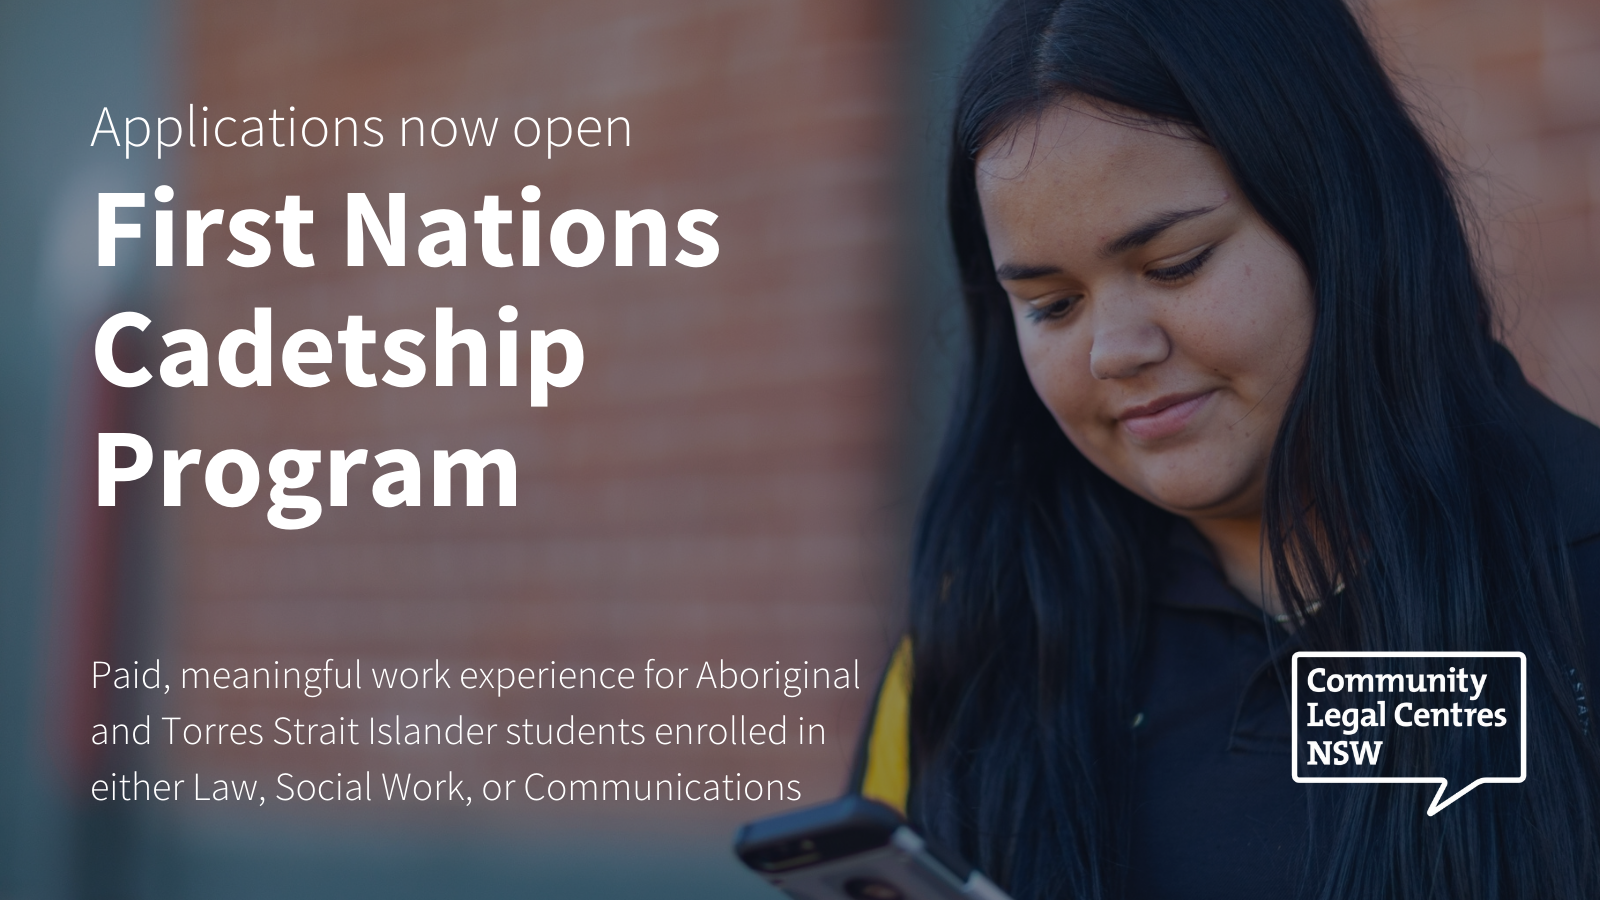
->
[1132, 472, 1258, 520]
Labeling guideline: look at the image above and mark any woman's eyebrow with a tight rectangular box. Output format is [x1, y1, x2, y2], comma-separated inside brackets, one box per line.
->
[994, 204, 1225, 281]
[994, 261, 1061, 281]
[1101, 204, 1219, 257]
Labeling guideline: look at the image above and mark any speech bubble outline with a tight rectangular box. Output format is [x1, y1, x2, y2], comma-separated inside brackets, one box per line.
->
[1291, 651, 1526, 816]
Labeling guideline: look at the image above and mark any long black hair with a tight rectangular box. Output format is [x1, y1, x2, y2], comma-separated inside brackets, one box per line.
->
[907, 0, 1600, 897]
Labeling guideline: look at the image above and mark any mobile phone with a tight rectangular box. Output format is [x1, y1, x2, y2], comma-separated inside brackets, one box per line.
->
[733, 795, 1013, 900]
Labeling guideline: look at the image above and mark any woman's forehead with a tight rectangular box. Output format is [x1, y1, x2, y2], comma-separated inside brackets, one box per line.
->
[979, 103, 1225, 196]
[976, 103, 1234, 256]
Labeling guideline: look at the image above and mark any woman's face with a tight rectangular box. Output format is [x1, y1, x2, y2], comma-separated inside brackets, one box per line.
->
[976, 102, 1313, 522]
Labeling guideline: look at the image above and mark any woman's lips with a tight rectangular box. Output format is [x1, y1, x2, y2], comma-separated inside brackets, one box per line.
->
[1119, 390, 1215, 441]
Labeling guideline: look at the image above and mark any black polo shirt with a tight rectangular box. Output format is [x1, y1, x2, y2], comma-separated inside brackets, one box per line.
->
[1124, 522, 1308, 898]
[1126, 346, 1600, 899]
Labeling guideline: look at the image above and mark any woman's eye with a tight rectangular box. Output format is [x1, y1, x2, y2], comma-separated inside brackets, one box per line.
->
[1146, 245, 1215, 283]
[1026, 294, 1081, 323]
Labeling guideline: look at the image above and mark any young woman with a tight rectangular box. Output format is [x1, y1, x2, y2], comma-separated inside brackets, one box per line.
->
[851, 0, 1600, 898]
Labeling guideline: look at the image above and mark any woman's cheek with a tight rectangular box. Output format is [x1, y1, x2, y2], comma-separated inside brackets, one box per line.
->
[1027, 350, 1104, 450]
[1016, 330, 1067, 407]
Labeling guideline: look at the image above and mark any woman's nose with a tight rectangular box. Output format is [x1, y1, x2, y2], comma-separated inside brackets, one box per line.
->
[1088, 309, 1170, 380]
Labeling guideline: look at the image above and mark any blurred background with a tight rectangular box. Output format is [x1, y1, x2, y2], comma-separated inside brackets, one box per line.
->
[0, 0, 1595, 897]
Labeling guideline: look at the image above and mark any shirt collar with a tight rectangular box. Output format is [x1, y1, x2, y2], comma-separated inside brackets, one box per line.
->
[1156, 520, 1282, 623]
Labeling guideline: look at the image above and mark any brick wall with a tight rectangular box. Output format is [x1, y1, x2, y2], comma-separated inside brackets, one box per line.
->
[1366, 0, 1600, 422]
[145, 0, 906, 834]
